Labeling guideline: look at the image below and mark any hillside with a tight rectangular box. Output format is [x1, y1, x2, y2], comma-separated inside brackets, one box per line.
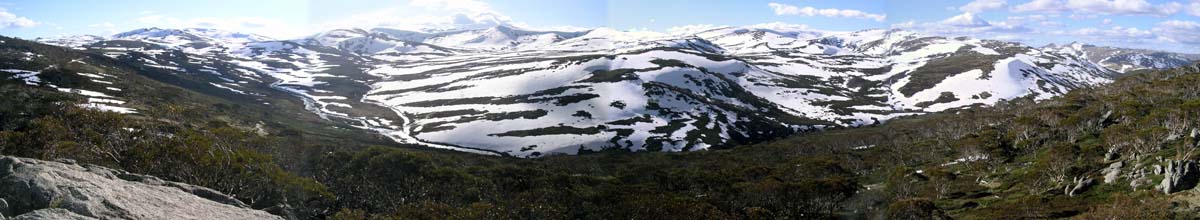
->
[301, 61, 1200, 219]
[28, 26, 1131, 156]
[6, 27, 1200, 218]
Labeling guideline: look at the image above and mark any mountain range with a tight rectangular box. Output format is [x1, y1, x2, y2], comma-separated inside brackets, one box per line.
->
[17, 24, 1197, 157]
[1044, 42, 1200, 72]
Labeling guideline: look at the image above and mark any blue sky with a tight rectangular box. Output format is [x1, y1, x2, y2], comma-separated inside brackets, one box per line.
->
[2, 0, 1200, 53]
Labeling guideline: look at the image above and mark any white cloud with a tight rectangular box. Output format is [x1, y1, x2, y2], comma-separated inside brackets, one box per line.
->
[767, 2, 887, 22]
[317, 0, 523, 32]
[1102, 18, 1113, 25]
[1023, 19, 1200, 51]
[1040, 21, 1065, 27]
[960, 0, 1009, 13]
[135, 15, 168, 24]
[533, 25, 592, 32]
[1013, 0, 1068, 12]
[318, 9, 513, 31]
[1068, 13, 1099, 20]
[1013, 0, 1182, 16]
[668, 22, 824, 37]
[907, 12, 1032, 40]
[1050, 26, 1155, 44]
[1161, 2, 1186, 14]
[134, 13, 303, 38]
[990, 34, 1029, 41]
[1004, 14, 1050, 25]
[1155, 20, 1200, 44]
[1009, 15, 1039, 21]
[88, 22, 118, 34]
[942, 12, 992, 27]
[747, 22, 810, 29]
[667, 24, 723, 35]
[892, 20, 917, 29]
[1189, 1, 1200, 16]
[410, 0, 495, 15]
[0, 7, 37, 28]
[88, 22, 116, 28]
[127, 1, 522, 37]
[746, 22, 822, 34]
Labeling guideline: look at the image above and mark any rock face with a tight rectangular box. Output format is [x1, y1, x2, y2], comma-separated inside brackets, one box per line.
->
[0, 156, 283, 220]
[1161, 160, 1200, 194]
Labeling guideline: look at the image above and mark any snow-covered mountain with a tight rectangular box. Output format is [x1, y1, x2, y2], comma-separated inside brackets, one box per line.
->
[34, 27, 274, 56]
[301, 28, 459, 60]
[1044, 42, 1200, 72]
[111, 27, 273, 45]
[33, 34, 105, 50]
[28, 25, 1131, 157]
[680, 25, 830, 54]
[332, 25, 589, 52]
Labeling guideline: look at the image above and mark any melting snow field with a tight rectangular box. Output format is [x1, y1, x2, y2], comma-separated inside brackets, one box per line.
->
[26, 26, 1122, 157]
[2, 69, 42, 85]
[248, 29, 1116, 156]
[55, 88, 138, 114]
[0, 68, 139, 114]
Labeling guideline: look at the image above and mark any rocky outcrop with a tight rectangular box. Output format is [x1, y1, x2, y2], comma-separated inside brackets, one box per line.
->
[1161, 160, 1200, 194]
[1129, 165, 1153, 189]
[1102, 161, 1123, 184]
[0, 156, 283, 220]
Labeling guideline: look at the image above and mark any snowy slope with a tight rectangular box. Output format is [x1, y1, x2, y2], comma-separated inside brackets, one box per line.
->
[34, 35, 106, 50]
[682, 25, 830, 54]
[32, 25, 1122, 157]
[113, 28, 272, 45]
[305, 29, 449, 54]
[345, 25, 589, 52]
[348, 28, 1115, 156]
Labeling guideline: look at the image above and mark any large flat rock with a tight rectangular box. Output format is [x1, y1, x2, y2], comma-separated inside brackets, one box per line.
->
[0, 156, 283, 220]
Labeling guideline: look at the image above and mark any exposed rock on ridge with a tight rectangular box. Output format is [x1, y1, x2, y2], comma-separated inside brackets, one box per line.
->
[0, 156, 282, 220]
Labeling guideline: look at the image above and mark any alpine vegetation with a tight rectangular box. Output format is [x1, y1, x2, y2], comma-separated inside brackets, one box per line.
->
[5, 1, 1200, 219]
[32, 26, 1138, 157]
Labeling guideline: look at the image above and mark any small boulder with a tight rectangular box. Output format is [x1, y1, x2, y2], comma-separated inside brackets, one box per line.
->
[1161, 160, 1200, 194]
[1102, 161, 1123, 184]
[1130, 169, 1153, 189]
